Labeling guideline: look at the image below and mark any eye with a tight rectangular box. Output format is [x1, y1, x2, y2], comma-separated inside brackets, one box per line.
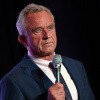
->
[32, 28, 43, 33]
[47, 25, 55, 31]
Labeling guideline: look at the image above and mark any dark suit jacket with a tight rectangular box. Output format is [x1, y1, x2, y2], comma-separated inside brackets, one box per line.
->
[0, 55, 95, 100]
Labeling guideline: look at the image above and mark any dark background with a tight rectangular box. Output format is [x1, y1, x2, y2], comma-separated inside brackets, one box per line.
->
[0, 0, 99, 99]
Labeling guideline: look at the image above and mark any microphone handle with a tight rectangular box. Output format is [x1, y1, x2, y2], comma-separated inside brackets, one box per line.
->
[54, 65, 61, 83]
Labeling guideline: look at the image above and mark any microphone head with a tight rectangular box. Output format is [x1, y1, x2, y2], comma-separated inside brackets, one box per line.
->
[52, 54, 62, 68]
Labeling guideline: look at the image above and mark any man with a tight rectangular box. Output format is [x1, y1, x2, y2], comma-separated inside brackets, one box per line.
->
[0, 3, 95, 100]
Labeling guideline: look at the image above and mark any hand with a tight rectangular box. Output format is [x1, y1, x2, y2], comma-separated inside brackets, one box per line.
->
[47, 83, 66, 100]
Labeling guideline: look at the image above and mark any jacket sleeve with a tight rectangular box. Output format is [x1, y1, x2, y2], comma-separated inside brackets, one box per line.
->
[80, 62, 96, 100]
[0, 78, 25, 100]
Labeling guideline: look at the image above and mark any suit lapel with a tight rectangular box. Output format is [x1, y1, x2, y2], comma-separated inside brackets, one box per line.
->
[43, 73, 54, 90]
[20, 55, 40, 79]
[20, 54, 54, 91]
[62, 56, 85, 100]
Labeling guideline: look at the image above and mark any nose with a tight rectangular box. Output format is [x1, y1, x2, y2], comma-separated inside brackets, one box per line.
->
[42, 29, 50, 40]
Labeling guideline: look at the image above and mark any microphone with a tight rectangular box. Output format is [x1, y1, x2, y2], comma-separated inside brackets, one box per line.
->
[52, 54, 62, 82]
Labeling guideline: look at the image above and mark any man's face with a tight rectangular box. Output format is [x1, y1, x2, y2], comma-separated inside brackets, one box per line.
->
[24, 11, 57, 57]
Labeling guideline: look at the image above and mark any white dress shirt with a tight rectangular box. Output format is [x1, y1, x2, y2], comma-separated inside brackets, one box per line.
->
[28, 51, 78, 100]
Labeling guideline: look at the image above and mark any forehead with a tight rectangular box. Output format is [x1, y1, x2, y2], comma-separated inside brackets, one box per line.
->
[24, 11, 54, 27]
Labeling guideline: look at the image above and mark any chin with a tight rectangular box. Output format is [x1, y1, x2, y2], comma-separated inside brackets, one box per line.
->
[40, 51, 54, 57]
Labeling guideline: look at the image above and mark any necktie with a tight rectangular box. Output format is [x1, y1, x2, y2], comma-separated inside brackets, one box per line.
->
[49, 62, 73, 100]
[60, 73, 72, 100]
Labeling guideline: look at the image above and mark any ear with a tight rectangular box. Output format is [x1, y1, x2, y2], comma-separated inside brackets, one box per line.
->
[18, 35, 27, 47]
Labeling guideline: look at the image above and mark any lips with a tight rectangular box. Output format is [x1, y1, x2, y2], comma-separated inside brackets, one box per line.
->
[43, 42, 53, 46]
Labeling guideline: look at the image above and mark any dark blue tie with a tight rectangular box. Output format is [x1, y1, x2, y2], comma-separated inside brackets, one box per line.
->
[49, 63, 72, 100]
[60, 73, 72, 100]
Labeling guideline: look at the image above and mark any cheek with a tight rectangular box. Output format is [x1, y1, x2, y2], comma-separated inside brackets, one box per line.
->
[52, 33, 57, 42]
[35, 35, 43, 45]
[29, 35, 43, 48]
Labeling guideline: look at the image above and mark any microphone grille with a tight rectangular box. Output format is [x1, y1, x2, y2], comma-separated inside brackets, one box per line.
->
[52, 54, 62, 68]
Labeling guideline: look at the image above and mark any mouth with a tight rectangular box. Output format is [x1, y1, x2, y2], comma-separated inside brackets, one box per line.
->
[43, 42, 53, 46]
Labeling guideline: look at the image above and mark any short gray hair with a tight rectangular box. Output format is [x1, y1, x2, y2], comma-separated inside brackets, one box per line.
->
[16, 3, 54, 36]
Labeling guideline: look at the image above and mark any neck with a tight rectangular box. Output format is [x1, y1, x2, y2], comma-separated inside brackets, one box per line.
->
[28, 51, 55, 61]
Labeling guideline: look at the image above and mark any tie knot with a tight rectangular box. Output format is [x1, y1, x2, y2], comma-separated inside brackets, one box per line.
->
[49, 62, 54, 72]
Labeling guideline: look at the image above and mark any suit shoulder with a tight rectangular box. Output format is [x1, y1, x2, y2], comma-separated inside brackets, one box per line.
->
[62, 55, 82, 63]
[61, 55, 84, 69]
[1, 62, 22, 81]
